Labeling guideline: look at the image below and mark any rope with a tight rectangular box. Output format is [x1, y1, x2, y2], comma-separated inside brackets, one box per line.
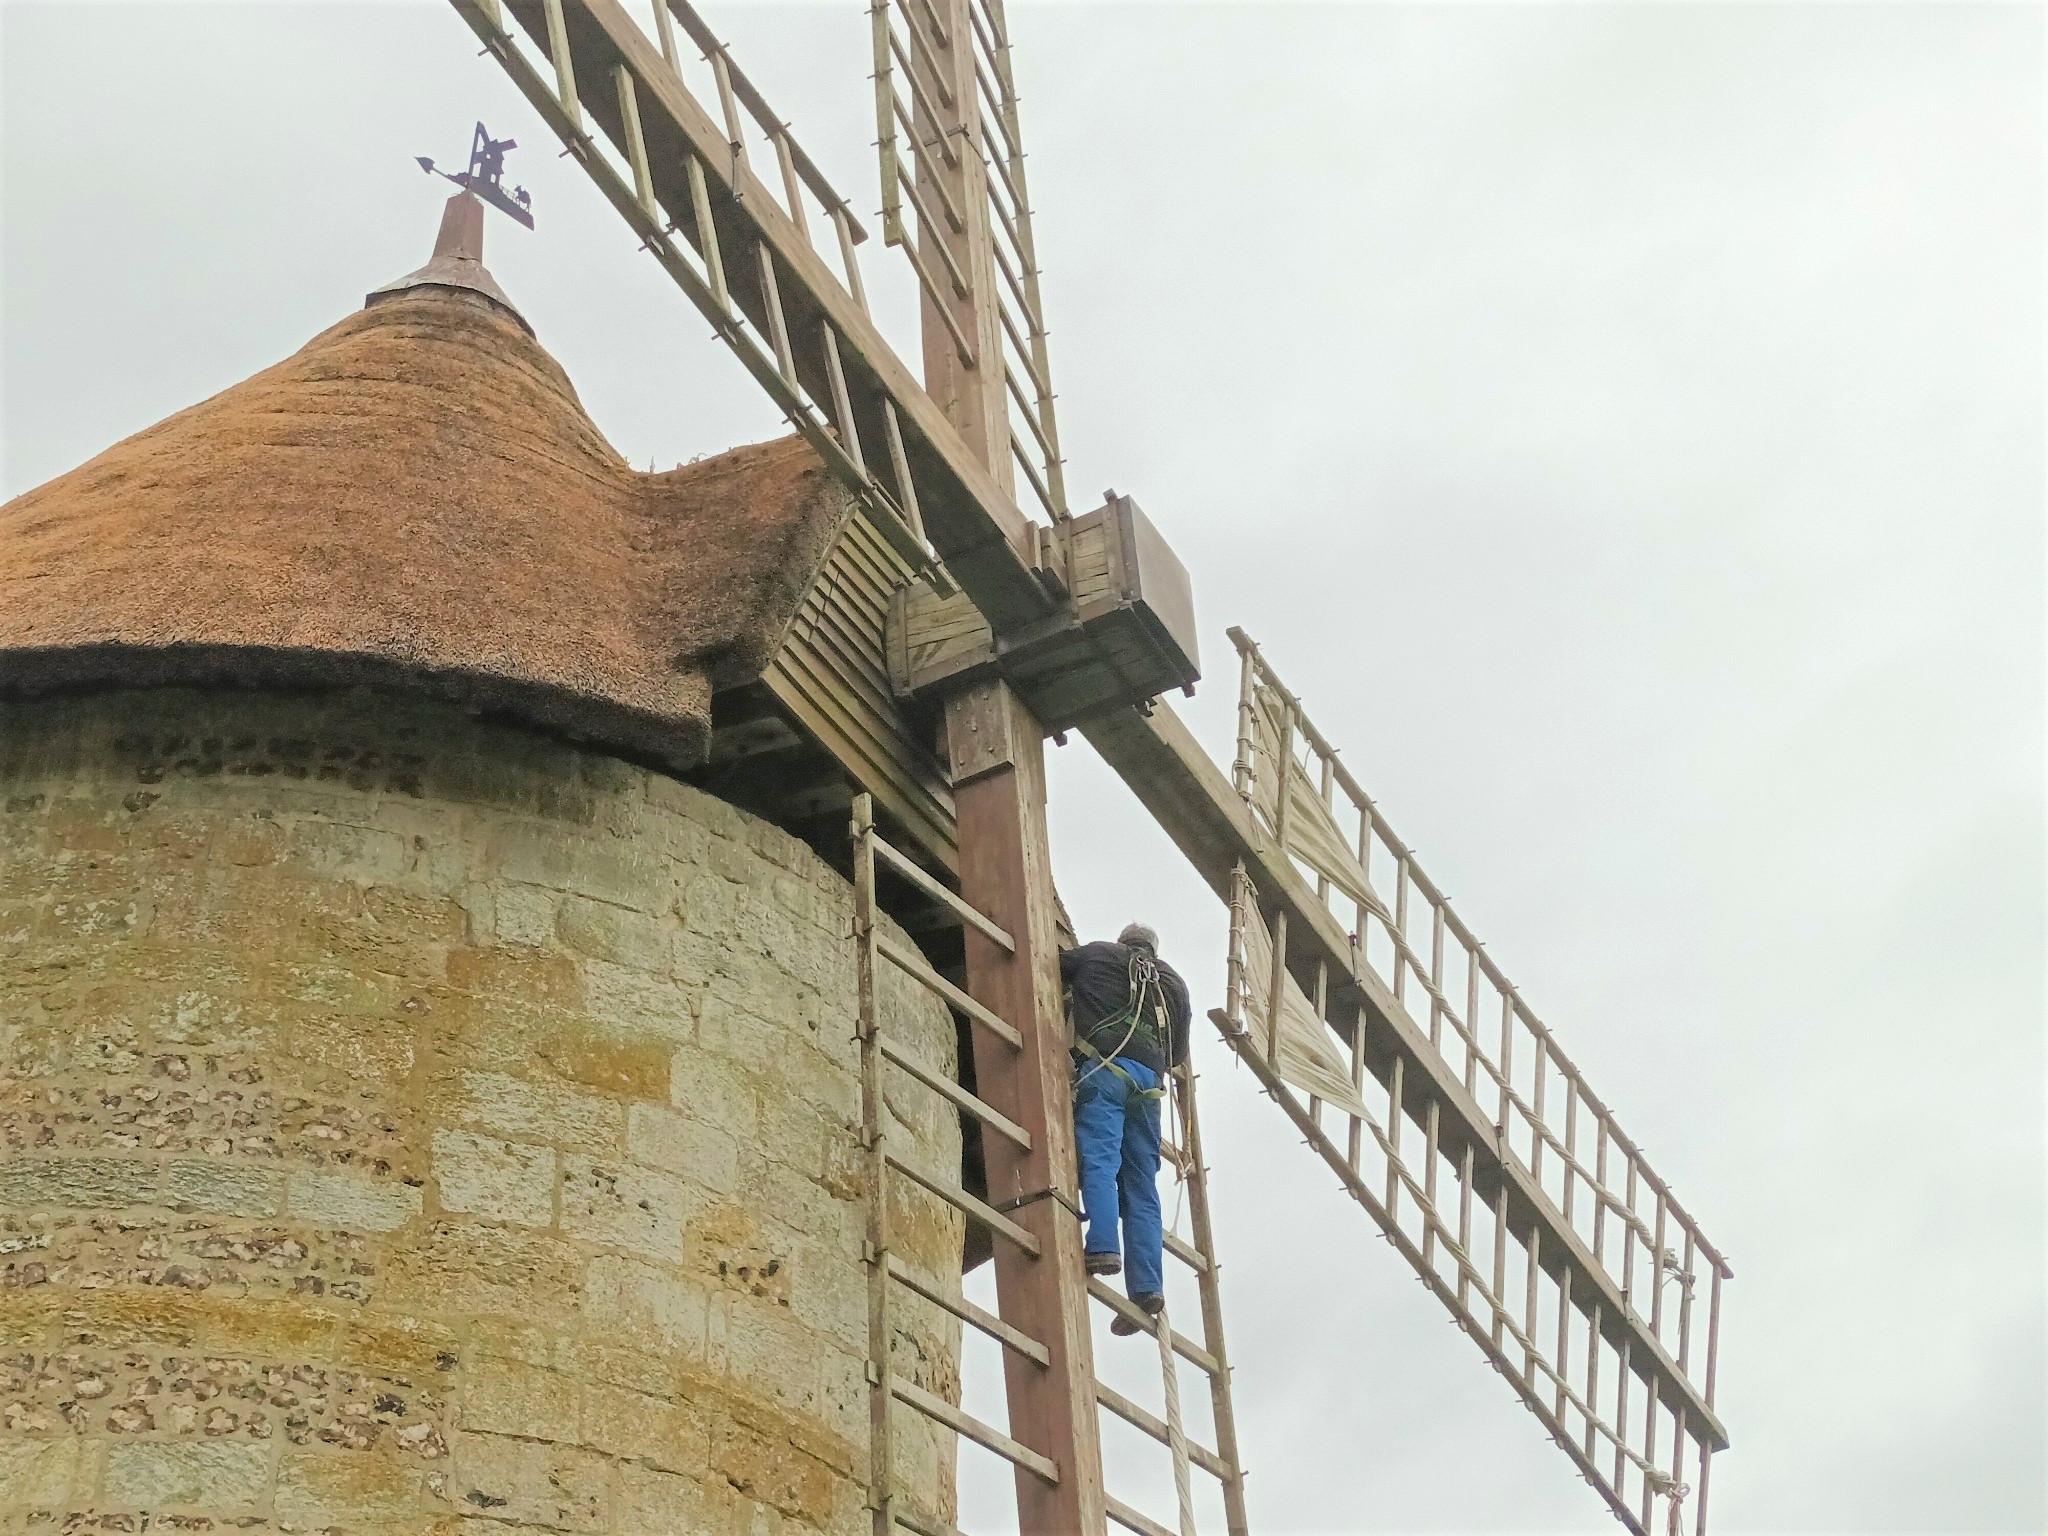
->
[1644, 1467, 1690, 1536]
[1155, 1300, 1198, 1536]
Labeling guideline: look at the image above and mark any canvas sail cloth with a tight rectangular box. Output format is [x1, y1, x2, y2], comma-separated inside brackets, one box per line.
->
[1248, 682, 1393, 928]
[1232, 873, 1374, 1121]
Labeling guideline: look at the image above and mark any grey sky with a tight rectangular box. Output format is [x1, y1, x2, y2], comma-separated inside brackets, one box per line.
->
[4, 2, 2042, 1533]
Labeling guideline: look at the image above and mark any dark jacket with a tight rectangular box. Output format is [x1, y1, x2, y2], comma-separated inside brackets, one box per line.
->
[1059, 941, 1191, 1073]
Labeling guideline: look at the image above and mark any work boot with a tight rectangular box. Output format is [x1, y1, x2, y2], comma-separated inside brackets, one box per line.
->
[1110, 1292, 1165, 1336]
[1084, 1250, 1122, 1277]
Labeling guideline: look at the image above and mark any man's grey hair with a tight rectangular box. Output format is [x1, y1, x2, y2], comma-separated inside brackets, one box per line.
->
[1118, 923, 1159, 953]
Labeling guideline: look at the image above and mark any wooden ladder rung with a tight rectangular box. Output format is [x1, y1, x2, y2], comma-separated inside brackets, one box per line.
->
[884, 1151, 1039, 1257]
[888, 1252, 1048, 1365]
[890, 1374, 1059, 1484]
[877, 933, 1020, 1047]
[1094, 1382, 1233, 1483]
[1105, 1495, 1178, 1536]
[878, 1031, 1030, 1150]
[1163, 1230, 1209, 1274]
[1085, 1279, 1221, 1378]
[873, 833, 1013, 950]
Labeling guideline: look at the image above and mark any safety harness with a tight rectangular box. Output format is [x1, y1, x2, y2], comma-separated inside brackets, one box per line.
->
[1072, 946, 1171, 1099]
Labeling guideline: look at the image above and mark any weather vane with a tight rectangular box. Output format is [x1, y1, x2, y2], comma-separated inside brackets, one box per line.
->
[417, 122, 534, 229]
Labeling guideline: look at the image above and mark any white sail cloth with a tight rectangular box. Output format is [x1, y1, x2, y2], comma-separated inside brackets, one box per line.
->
[1233, 876, 1373, 1121]
[1249, 683, 1391, 926]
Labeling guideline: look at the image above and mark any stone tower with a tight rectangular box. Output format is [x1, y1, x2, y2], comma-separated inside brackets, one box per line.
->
[0, 199, 965, 1533]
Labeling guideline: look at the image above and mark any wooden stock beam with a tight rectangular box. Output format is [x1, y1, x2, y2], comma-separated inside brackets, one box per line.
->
[1082, 701, 1730, 1454]
[454, 0, 1055, 631]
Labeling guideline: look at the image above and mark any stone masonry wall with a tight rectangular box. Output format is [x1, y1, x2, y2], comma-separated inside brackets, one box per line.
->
[0, 689, 963, 1534]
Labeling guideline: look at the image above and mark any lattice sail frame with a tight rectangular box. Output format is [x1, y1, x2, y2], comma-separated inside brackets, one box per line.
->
[872, 0, 1068, 520]
[1219, 629, 1732, 1536]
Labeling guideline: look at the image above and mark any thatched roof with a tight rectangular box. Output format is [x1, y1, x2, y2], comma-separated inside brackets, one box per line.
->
[0, 212, 848, 771]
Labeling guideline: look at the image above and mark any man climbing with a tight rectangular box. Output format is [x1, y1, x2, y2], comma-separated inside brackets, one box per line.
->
[1061, 922, 1191, 1335]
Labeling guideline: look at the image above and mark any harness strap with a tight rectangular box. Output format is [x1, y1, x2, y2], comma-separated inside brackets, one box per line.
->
[1073, 1035, 1167, 1099]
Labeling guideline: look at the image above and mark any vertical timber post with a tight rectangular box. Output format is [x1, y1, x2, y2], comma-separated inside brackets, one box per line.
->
[921, 2, 1105, 1531]
[948, 683, 1108, 1534]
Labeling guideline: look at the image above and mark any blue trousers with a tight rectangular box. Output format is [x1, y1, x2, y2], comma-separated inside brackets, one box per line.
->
[1073, 1056, 1164, 1299]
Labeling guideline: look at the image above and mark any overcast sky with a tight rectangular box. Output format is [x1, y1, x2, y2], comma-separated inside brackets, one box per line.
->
[4, 2, 2043, 1533]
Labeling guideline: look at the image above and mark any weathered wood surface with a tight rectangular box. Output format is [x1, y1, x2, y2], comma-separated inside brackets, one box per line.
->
[459, 0, 1056, 629]
[949, 680, 1108, 1535]
[1081, 700, 1729, 1453]
[765, 511, 957, 869]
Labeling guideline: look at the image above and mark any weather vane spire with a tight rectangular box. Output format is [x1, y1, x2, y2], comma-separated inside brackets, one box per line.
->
[416, 121, 534, 229]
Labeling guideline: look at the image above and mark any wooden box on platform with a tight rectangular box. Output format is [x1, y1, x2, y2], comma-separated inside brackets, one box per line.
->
[887, 493, 1201, 731]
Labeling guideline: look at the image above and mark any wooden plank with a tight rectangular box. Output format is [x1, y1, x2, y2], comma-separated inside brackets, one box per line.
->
[459, 0, 1052, 629]
[878, 933, 1019, 1047]
[1092, 1382, 1232, 1483]
[892, 1507, 968, 1536]
[888, 1252, 1049, 1365]
[890, 1374, 1060, 1485]
[1210, 1006, 1657, 1536]
[853, 796, 896, 1536]
[1235, 633, 1729, 1284]
[1105, 1496, 1177, 1536]
[763, 658, 954, 872]
[1162, 1231, 1208, 1275]
[763, 631, 955, 865]
[880, 1030, 1031, 1151]
[1085, 1278, 1221, 1378]
[873, 833, 1014, 951]
[658, 0, 866, 239]
[1173, 1058, 1253, 1536]
[885, 1150, 1040, 1257]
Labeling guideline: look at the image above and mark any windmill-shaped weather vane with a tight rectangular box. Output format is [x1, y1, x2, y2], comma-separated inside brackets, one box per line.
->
[417, 121, 533, 229]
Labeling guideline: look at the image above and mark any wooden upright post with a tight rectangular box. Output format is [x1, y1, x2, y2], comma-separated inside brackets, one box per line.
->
[917, 2, 1104, 1530]
[947, 683, 1107, 1534]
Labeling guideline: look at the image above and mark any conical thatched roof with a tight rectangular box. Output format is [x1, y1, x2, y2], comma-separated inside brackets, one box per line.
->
[0, 203, 848, 771]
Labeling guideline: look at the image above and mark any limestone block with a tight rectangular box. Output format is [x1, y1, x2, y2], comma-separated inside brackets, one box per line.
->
[462, 1355, 580, 1440]
[579, 1380, 710, 1473]
[292, 1007, 417, 1090]
[0, 1156, 159, 1210]
[101, 1439, 270, 1510]
[432, 1128, 555, 1227]
[626, 1101, 740, 1194]
[583, 1254, 711, 1359]
[0, 1436, 85, 1511]
[665, 1050, 760, 1140]
[274, 1447, 427, 1526]
[559, 1156, 700, 1261]
[432, 1068, 625, 1157]
[713, 1415, 841, 1526]
[488, 822, 675, 915]
[1, 690, 963, 1535]
[490, 880, 563, 947]
[288, 1169, 423, 1232]
[285, 817, 414, 885]
[612, 1460, 731, 1535]
[163, 1158, 286, 1217]
[579, 957, 696, 1044]
[557, 895, 672, 974]
[451, 1429, 611, 1530]
[383, 1221, 587, 1324]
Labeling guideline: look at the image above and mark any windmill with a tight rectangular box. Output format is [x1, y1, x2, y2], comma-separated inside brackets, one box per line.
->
[442, 2, 1733, 1533]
